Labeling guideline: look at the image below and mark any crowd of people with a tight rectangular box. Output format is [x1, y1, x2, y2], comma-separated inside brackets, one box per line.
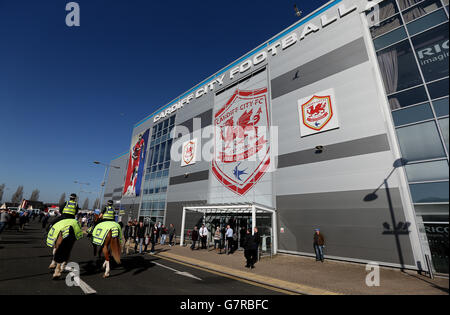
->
[1, 205, 327, 268]
[0, 208, 38, 235]
[188, 224, 264, 268]
[122, 220, 177, 255]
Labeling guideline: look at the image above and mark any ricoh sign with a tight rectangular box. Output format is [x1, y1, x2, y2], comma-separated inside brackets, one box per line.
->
[153, 1, 368, 123]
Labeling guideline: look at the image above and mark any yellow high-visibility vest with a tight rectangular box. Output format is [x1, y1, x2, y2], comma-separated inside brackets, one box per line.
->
[62, 201, 78, 216]
[103, 206, 115, 220]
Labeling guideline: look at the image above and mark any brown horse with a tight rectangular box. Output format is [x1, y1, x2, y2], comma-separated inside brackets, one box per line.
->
[90, 214, 122, 278]
[49, 226, 77, 279]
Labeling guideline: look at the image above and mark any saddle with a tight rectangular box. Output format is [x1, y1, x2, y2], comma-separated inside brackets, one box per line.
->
[46, 219, 83, 247]
[91, 221, 122, 246]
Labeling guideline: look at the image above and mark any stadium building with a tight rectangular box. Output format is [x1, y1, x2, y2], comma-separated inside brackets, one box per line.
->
[103, 0, 449, 274]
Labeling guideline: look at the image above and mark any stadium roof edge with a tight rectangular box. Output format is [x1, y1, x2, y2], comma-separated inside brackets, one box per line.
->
[111, 151, 129, 161]
[133, 0, 341, 129]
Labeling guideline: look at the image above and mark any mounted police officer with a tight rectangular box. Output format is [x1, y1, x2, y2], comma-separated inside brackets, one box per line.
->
[88, 200, 116, 235]
[48, 193, 80, 229]
[99, 200, 116, 223]
[61, 194, 80, 219]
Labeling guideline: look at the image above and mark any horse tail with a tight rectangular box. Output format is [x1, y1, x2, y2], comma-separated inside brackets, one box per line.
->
[111, 236, 121, 265]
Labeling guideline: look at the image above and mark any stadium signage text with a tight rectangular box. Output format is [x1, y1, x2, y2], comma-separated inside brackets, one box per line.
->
[153, 3, 358, 123]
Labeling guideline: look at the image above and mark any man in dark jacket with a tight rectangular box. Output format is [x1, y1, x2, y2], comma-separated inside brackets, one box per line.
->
[191, 226, 199, 250]
[168, 224, 176, 246]
[313, 229, 325, 262]
[243, 228, 260, 269]
[135, 221, 146, 254]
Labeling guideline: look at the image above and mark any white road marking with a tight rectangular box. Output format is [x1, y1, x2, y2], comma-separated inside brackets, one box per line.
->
[152, 261, 203, 281]
[64, 266, 97, 295]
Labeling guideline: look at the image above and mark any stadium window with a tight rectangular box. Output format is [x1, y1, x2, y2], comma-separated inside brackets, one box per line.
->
[377, 40, 423, 95]
[412, 23, 449, 82]
[433, 97, 449, 117]
[396, 120, 446, 161]
[388, 85, 428, 109]
[392, 102, 434, 126]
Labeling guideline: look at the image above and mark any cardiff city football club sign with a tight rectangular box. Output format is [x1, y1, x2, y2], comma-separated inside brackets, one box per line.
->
[212, 88, 271, 196]
[298, 88, 339, 137]
[181, 138, 198, 167]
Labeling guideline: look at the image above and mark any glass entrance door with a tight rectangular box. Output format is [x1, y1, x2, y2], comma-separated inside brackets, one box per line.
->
[424, 223, 449, 274]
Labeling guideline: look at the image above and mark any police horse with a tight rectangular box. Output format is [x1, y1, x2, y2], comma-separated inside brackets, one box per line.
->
[89, 213, 122, 278]
[47, 219, 83, 279]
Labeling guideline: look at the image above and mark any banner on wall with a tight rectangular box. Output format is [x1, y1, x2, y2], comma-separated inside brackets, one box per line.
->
[123, 129, 150, 197]
[181, 138, 198, 167]
[298, 88, 339, 137]
[212, 87, 271, 196]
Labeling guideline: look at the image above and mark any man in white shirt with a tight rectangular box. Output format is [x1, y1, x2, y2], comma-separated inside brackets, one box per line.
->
[199, 224, 209, 249]
[225, 225, 234, 254]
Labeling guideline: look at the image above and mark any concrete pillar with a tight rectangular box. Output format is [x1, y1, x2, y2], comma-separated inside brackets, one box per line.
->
[180, 207, 186, 246]
[252, 205, 256, 235]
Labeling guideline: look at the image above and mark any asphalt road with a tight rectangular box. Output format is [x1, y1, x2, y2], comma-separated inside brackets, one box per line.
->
[0, 221, 284, 295]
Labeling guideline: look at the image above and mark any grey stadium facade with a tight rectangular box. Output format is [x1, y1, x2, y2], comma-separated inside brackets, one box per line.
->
[103, 0, 449, 274]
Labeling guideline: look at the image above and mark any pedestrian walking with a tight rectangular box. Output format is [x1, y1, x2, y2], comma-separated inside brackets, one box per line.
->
[243, 228, 259, 269]
[135, 221, 146, 254]
[144, 234, 150, 252]
[313, 229, 325, 262]
[19, 212, 28, 232]
[225, 225, 234, 254]
[168, 223, 176, 246]
[152, 223, 160, 243]
[160, 224, 168, 245]
[150, 228, 157, 254]
[123, 221, 133, 255]
[239, 226, 246, 248]
[199, 224, 208, 249]
[213, 226, 221, 251]
[190, 226, 199, 250]
[0, 209, 9, 238]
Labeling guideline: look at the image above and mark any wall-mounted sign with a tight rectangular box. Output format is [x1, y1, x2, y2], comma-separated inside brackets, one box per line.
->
[212, 87, 271, 196]
[123, 129, 150, 197]
[298, 88, 339, 137]
[181, 138, 198, 167]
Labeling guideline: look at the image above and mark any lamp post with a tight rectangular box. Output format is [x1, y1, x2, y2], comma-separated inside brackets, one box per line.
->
[93, 161, 120, 210]
[74, 181, 90, 202]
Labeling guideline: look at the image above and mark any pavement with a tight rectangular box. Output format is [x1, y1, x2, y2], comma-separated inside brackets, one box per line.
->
[0, 222, 287, 295]
[151, 242, 449, 295]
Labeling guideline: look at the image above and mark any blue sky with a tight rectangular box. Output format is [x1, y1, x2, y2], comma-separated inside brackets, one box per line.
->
[0, 0, 328, 204]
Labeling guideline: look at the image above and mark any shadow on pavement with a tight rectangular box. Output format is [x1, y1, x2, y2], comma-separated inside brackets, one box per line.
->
[79, 254, 159, 278]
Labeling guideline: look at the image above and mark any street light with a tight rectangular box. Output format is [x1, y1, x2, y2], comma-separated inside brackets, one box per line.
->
[93, 161, 120, 210]
[74, 181, 90, 202]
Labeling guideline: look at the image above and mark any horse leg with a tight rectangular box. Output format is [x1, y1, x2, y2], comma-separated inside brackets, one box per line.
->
[102, 245, 110, 278]
[53, 263, 62, 279]
[53, 229, 76, 278]
[50, 233, 62, 270]
[49, 248, 57, 269]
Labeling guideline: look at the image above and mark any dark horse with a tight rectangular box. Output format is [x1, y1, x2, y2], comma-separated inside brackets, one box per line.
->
[48, 226, 77, 279]
[90, 214, 122, 278]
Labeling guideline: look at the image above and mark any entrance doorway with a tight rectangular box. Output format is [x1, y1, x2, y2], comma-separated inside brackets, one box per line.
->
[180, 204, 277, 255]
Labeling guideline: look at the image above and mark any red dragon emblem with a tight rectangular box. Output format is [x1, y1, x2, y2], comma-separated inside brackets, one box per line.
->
[301, 95, 333, 131]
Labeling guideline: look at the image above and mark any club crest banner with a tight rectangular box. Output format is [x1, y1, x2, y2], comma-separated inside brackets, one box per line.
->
[298, 88, 339, 137]
[212, 87, 271, 196]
